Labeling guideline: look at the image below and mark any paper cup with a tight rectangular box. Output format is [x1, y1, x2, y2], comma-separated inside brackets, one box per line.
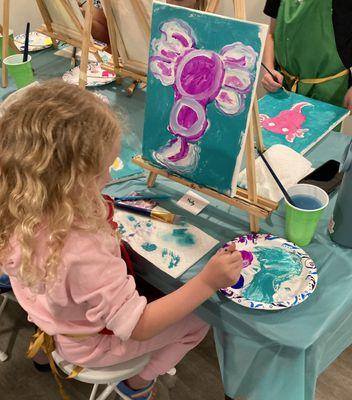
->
[0, 30, 16, 59]
[285, 184, 329, 246]
[3, 54, 34, 89]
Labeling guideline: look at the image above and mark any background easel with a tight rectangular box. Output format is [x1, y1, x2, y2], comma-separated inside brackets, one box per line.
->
[1, 0, 20, 88]
[35, 0, 103, 88]
[133, 0, 277, 233]
[102, 0, 151, 96]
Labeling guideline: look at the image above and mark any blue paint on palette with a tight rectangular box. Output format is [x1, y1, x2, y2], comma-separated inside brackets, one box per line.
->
[242, 247, 303, 304]
[259, 91, 349, 154]
[163, 228, 196, 247]
[142, 243, 157, 252]
[142, 3, 266, 196]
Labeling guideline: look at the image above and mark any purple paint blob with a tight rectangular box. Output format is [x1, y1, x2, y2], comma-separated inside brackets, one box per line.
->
[176, 50, 224, 101]
[177, 105, 198, 129]
[180, 55, 218, 94]
[172, 32, 189, 48]
[240, 250, 254, 268]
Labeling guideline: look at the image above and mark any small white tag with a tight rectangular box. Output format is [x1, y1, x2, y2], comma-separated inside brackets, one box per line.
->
[177, 190, 209, 215]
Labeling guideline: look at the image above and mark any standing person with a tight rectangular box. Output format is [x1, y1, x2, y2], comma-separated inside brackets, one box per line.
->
[262, 0, 352, 110]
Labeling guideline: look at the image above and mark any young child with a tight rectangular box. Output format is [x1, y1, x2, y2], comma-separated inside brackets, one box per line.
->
[0, 80, 243, 400]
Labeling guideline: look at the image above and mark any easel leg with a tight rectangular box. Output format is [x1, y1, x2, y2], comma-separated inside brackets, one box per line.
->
[147, 172, 157, 188]
[2, 0, 10, 88]
[245, 120, 260, 233]
[127, 80, 139, 97]
[252, 98, 264, 152]
[79, 0, 94, 88]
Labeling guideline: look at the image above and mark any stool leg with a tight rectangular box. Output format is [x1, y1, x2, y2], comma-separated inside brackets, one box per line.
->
[89, 383, 99, 400]
[0, 294, 8, 317]
[96, 383, 116, 400]
[0, 295, 9, 362]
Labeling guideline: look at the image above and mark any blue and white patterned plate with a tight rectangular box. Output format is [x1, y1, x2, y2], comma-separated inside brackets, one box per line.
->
[14, 32, 52, 52]
[63, 63, 116, 87]
[220, 234, 317, 310]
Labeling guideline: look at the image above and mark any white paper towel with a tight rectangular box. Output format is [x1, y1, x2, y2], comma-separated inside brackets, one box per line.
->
[238, 144, 314, 202]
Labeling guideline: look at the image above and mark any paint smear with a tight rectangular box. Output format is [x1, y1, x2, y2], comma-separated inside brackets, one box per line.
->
[242, 246, 302, 304]
[163, 228, 196, 247]
[162, 248, 181, 269]
[117, 223, 126, 235]
[127, 215, 136, 222]
[142, 242, 157, 252]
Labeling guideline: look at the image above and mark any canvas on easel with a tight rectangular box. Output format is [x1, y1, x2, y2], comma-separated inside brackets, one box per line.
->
[35, 0, 106, 87]
[101, 0, 159, 94]
[133, 0, 276, 232]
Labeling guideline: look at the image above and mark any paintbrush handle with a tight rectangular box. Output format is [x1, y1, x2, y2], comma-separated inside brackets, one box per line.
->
[114, 195, 171, 201]
[23, 22, 30, 62]
[114, 202, 178, 224]
[114, 202, 152, 216]
[261, 62, 279, 83]
[258, 151, 295, 206]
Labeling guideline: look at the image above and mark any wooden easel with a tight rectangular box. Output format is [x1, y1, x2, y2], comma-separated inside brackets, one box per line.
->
[132, 0, 277, 233]
[102, 0, 151, 96]
[35, 0, 105, 88]
[1, 0, 20, 88]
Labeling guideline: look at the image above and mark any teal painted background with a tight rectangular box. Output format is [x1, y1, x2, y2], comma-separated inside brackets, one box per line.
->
[259, 91, 349, 154]
[142, 3, 264, 196]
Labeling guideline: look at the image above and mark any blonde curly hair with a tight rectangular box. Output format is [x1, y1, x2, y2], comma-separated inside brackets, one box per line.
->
[0, 80, 121, 290]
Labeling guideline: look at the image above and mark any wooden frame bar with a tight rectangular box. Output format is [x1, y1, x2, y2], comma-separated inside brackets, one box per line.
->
[1, 0, 10, 88]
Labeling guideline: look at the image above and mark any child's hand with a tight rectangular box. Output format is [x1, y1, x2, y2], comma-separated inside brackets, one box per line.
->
[262, 70, 284, 92]
[199, 244, 243, 291]
[344, 87, 352, 111]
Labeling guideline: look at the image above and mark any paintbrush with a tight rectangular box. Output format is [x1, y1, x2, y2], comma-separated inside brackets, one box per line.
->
[23, 22, 30, 63]
[114, 202, 184, 225]
[114, 194, 171, 202]
[261, 62, 288, 93]
[257, 150, 296, 206]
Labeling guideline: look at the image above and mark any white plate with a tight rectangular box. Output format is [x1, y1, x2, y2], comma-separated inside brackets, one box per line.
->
[14, 32, 52, 52]
[62, 62, 116, 87]
[220, 234, 317, 310]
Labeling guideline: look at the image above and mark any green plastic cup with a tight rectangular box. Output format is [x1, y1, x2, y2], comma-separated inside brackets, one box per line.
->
[3, 54, 34, 89]
[285, 184, 329, 246]
[0, 30, 16, 60]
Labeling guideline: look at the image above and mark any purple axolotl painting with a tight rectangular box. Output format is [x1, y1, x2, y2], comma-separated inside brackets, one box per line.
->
[259, 102, 313, 143]
[148, 18, 258, 173]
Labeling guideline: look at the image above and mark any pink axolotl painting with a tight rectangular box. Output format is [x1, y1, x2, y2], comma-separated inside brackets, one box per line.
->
[260, 102, 313, 143]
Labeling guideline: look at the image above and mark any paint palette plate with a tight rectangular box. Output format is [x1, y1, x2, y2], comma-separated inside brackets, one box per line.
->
[62, 63, 116, 87]
[221, 234, 317, 310]
[15, 32, 52, 52]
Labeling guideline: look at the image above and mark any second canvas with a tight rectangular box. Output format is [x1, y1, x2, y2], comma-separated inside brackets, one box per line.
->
[142, 2, 267, 196]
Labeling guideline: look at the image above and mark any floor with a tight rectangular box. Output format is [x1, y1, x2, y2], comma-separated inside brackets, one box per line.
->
[0, 297, 351, 400]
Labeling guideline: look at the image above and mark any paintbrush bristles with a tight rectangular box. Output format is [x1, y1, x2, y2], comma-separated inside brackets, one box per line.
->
[150, 209, 185, 225]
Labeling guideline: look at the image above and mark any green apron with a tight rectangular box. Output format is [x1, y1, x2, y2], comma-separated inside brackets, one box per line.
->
[274, 0, 350, 107]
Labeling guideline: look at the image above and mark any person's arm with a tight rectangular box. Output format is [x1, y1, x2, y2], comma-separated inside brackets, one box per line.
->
[344, 84, 352, 110]
[261, 18, 284, 92]
[131, 246, 242, 341]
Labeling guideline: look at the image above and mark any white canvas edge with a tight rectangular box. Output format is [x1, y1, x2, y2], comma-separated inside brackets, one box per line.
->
[301, 111, 350, 155]
[229, 24, 269, 197]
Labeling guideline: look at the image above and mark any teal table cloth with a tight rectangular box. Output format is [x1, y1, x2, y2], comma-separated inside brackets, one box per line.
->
[2, 49, 352, 400]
